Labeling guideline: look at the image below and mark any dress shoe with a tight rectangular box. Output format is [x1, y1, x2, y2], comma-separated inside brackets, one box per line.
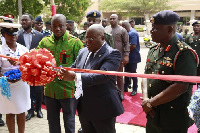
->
[78, 127, 83, 133]
[0, 119, 5, 126]
[131, 91, 137, 96]
[36, 110, 43, 118]
[26, 112, 35, 121]
[120, 94, 124, 101]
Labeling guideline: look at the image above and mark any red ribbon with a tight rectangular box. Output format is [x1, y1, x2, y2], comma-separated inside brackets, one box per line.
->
[0, 53, 200, 84]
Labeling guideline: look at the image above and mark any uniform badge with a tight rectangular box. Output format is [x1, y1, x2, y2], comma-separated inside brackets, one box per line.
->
[94, 12, 96, 16]
[164, 45, 171, 52]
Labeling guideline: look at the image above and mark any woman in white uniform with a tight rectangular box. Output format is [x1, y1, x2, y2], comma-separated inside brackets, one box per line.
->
[0, 23, 30, 133]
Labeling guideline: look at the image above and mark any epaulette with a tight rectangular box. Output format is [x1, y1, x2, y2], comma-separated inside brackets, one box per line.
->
[176, 40, 189, 51]
[174, 40, 199, 69]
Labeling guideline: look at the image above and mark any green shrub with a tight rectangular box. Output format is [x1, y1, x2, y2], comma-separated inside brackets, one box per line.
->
[135, 27, 144, 32]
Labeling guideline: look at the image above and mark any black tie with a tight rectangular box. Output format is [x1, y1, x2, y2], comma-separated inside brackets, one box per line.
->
[85, 52, 94, 68]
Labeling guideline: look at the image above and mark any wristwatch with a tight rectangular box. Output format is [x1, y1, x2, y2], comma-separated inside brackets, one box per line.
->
[147, 99, 152, 108]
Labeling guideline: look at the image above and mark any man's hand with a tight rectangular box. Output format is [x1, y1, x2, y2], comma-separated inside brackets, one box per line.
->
[122, 55, 129, 65]
[7, 59, 20, 66]
[141, 98, 153, 114]
[57, 68, 76, 81]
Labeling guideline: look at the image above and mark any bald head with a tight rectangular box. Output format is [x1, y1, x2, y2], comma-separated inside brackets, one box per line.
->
[51, 14, 66, 25]
[110, 14, 118, 19]
[87, 24, 105, 36]
[122, 21, 131, 31]
[110, 14, 118, 27]
[86, 24, 105, 52]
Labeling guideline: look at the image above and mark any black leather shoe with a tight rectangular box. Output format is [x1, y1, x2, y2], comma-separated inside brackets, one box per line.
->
[0, 119, 5, 126]
[131, 91, 137, 96]
[37, 110, 43, 118]
[26, 112, 35, 121]
[120, 94, 124, 101]
[78, 127, 82, 133]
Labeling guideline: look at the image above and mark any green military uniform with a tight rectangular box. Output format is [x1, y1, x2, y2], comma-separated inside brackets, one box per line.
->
[37, 32, 83, 99]
[78, 31, 114, 48]
[145, 36, 197, 131]
[69, 30, 78, 38]
[185, 33, 200, 68]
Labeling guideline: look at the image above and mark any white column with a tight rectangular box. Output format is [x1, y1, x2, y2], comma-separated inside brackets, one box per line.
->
[189, 10, 196, 33]
[144, 13, 151, 35]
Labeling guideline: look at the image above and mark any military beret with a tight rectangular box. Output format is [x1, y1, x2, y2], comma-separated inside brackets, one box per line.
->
[0, 23, 21, 35]
[35, 16, 43, 22]
[86, 10, 101, 18]
[66, 20, 74, 24]
[192, 20, 200, 26]
[84, 22, 88, 25]
[150, 10, 180, 25]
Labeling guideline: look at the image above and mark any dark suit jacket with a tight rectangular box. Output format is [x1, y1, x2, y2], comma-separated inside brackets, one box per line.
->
[17, 29, 43, 50]
[71, 42, 124, 120]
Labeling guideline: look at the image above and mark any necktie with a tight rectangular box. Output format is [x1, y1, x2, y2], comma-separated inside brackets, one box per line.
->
[85, 52, 94, 68]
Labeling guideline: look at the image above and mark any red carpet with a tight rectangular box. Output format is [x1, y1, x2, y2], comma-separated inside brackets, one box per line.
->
[42, 89, 198, 132]
[116, 91, 198, 132]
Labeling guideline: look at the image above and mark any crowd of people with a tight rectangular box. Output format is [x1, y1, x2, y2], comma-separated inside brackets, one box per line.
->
[0, 9, 200, 133]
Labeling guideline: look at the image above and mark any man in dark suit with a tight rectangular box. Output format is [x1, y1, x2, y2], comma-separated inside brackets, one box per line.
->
[58, 24, 124, 132]
[17, 13, 43, 121]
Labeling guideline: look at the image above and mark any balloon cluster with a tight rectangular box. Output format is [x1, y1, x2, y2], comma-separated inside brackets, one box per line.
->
[19, 48, 57, 86]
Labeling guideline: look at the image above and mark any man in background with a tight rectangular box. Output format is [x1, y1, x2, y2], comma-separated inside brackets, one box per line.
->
[129, 19, 135, 28]
[34, 16, 51, 37]
[83, 22, 88, 31]
[102, 18, 108, 28]
[122, 21, 141, 96]
[105, 14, 130, 100]
[79, 10, 114, 48]
[17, 13, 44, 121]
[66, 20, 78, 37]
[185, 20, 200, 89]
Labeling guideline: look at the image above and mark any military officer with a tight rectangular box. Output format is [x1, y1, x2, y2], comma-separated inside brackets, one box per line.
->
[141, 10, 198, 133]
[185, 20, 200, 89]
[66, 20, 78, 37]
[78, 10, 114, 48]
[34, 16, 51, 37]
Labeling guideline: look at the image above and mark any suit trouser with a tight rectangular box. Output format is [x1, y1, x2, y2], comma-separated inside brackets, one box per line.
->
[28, 86, 43, 113]
[124, 63, 138, 91]
[45, 96, 76, 133]
[146, 115, 187, 133]
[117, 63, 124, 94]
[79, 113, 116, 133]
